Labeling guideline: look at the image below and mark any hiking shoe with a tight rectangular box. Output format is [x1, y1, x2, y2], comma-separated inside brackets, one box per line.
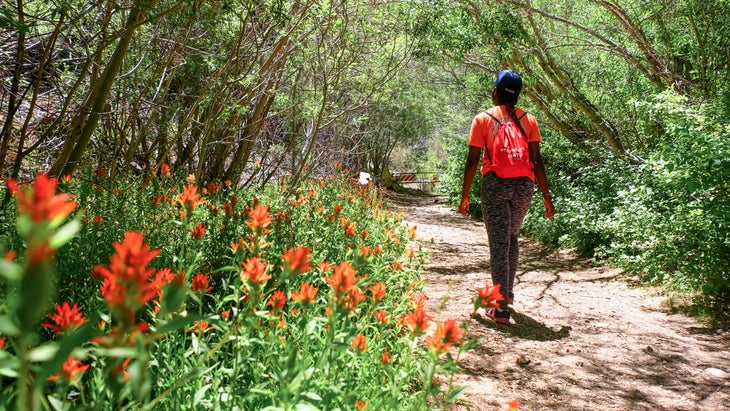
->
[485, 308, 510, 325]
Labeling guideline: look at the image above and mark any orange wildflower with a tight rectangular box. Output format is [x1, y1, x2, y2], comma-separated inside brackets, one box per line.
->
[426, 318, 464, 355]
[282, 246, 312, 274]
[191, 273, 212, 293]
[476, 282, 503, 309]
[351, 333, 367, 351]
[176, 184, 206, 218]
[410, 293, 428, 310]
[92, 215, 103, 225]
[373, 309, 389, 323]
[291, 282, 319, 304]
[508, 399, 519, 410]
[267, 290, 287, 312]
[159, 163, 171, 177]
[190, 223, 206, 240]
[187, 320, 212, 334]
[93, 232, 165, 320]
[425, 332, 447, 355]
[326, 261, 358, 296]
[240, 256, 271, 285]
[440, 318, 464, 344]
[381, 350, 391, 365]
[340, 218, 356, 237]
[246, 204, 273, 234]
[345, 288, 366, 311]
[355, 400, 367, 410]
[42, 302, 88, 335]
[370, 282, 386, 302]
[408, 225, 417, 239]
[6, 174, 78, 224]
[4, 250, 16, 261]
[48, 355, 89, 383]
[402, 307, 432, 336]
[318, 261, 335, 272]
[0, 337, 5, 350]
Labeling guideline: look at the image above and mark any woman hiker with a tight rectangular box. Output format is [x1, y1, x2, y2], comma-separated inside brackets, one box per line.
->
[459, 69, 555, 325]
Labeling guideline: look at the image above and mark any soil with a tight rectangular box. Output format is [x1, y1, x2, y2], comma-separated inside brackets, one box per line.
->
[386, 190, 730, 411]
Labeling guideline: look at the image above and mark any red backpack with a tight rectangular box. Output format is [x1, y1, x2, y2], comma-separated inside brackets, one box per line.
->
[484, 111, 534, 179]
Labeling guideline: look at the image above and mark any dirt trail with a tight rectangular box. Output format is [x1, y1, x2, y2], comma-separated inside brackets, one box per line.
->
[387, 191, 730, 411]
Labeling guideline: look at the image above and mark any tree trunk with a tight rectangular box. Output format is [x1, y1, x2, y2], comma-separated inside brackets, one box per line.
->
[49, 2, 151, 177]
[0, 0, 26, 176]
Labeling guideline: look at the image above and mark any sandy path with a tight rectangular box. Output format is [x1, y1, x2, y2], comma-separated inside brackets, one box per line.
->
[387, 191, 730, 411]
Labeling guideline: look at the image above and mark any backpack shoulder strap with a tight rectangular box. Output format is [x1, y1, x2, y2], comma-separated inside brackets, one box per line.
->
[484, 111, 501, 124]
[482, 111, 501, 164]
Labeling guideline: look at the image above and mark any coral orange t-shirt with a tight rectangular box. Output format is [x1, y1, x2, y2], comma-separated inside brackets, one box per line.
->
[467, 105, 542, 178]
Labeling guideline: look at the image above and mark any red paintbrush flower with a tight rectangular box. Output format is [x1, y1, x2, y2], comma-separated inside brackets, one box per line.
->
[240, 256, 271, 285]
[43, 302, 88, 335]
[326, 261, 358, 297]
[6, 174, 78, 224]
[267, 290, 287, 312]
[190, 223, 206, 240]
[402, 307, 432, 337]
[475, 282, 503, 309]
[369, 282, 386, 302]
[93, 232, 165, 321]
[191, 273, 212, 293]
[282, 246, 311, 274]
[176, 184, 206, 218]
[246, 204, 273, 234]
[351, 333, 367, 351]
[291, 282, 319, 304]
[48, 355, 89, 383]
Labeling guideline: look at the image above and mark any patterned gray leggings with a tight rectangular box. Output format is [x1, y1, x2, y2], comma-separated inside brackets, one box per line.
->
[480, 172, 534, 309]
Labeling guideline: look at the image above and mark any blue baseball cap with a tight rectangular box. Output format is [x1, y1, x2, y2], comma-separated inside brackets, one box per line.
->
[495, 70, 522, 95]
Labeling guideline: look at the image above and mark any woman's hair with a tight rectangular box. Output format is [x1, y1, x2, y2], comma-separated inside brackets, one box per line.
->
[494, 87, 529, 139]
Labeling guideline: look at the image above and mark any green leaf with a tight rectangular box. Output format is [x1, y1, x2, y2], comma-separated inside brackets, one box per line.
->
[294, 404, 321, 411]
[445, 385, 468, 404]
[155, 314, 201, 335]
[49, 220, 81, 249]
[0, 316, 20, 336]
[459, 338, 483, 352]
[0, 358, 20, 378]
[194, 383, 213, 406]
[27, 343, 59, 362]
[0, 259, 22, 281]
[46, 395, 63, 411]
[301, 392, 322, 401]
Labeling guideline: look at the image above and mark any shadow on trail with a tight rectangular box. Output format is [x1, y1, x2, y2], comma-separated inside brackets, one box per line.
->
[473, 312, 571, 342]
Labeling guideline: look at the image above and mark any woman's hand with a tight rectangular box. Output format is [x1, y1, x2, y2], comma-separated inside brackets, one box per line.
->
[459, 197, 470, 216]
[543, 196, 555, 219]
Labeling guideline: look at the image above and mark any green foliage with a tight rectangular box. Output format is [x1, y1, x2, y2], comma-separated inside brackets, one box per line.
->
[521, 92, 730, 316]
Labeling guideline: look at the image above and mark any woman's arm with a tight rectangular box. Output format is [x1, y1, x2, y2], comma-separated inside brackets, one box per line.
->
[529, 141, 555, 219]
[460, 145, 482, 215]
